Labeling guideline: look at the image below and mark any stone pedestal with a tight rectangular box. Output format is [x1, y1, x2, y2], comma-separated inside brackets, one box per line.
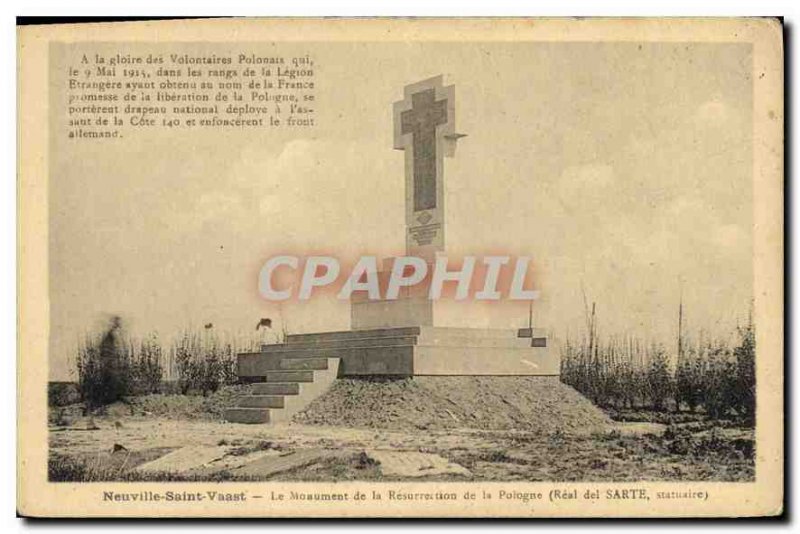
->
[238, 326, 557, 377]
[349, 256, 535, 331]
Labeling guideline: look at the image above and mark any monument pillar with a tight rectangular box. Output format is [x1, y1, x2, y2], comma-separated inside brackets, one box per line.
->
[393, 75, 456, 260]
[351, 75, 462, 329]
[351, 75, 531, 331]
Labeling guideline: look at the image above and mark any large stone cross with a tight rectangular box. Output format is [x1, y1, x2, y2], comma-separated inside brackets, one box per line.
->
[401, 89, 447, 212]
[394, 76, 457, 257]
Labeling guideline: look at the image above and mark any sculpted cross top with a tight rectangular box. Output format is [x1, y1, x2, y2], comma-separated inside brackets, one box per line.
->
[401, 89, 448, 211]
[394, 76, 462, 254]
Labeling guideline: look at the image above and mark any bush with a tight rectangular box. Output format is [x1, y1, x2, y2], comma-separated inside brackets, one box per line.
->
[676, 347, 704, 413]
[72, 321, 262, 405]
[75, 316, 166, 408]
[561, 320, 755, 425]
[733, 321, 756, 424]
[646, 345, 673, 412]
[699, 343, 737, 419]
[76, 316, 131, 409]
[48, 382, 81, 407]
[561, 336, 673, 410]
[130, 334, 164, 395]
[172, 330, 244, 396]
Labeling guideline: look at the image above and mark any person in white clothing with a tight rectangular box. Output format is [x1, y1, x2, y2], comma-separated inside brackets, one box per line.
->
[256, 317, 281, 346]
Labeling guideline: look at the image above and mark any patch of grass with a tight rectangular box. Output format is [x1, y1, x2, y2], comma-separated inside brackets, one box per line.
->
[604, 408, 710, 425]
[446, 423, 754, 483]
[47, 452, 267, 482]
[226, 440, 282, 457]
[122, 385, 252, 420]
[48, 447, 177, 482]
[269, 452, 383, 482]
[480, 449, 525, 465]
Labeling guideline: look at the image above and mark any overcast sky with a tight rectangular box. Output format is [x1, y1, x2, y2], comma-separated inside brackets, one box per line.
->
[49, 41, 753, 380]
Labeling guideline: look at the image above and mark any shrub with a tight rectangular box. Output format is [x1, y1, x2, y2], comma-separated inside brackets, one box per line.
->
[130, 334, 164, 395]
[47, 382, 81, 407]
[733, 321, 756, 425]
[676, 346, 704, 413]
[76, 316, 132, 409]
[561, 322, 755, 423]
[645, 345, 673, 412]
[74, 317, 168, 407]
[172, 330, 249, 396]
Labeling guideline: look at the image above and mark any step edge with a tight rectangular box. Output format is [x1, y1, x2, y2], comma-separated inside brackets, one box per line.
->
[282, 335, 420, 346]
[255, 343, 419, 353]
[288, 327, 421, 337]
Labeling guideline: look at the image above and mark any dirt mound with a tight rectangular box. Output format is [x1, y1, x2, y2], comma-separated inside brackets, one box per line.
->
[98, 386, 252, 421]
[293, 376, 611, 434]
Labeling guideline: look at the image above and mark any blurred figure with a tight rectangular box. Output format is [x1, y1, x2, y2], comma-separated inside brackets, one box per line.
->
[256, 317, 280, 346]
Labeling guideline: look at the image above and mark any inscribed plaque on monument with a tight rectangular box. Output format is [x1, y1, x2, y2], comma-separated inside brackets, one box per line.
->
[17, 18, 783, 519]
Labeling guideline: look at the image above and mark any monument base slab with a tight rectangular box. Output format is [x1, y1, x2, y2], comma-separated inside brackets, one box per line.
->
[351, 292, 535, 331]
[237, 326, 558, 377]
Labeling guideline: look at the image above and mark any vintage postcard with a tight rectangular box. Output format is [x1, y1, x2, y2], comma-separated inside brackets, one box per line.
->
[17, 17, 783, 518]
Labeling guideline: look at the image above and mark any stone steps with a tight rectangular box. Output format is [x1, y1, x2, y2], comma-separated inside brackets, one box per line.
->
[265, 334, 533, 352]
[259, 345, 412, 358]
[266, 370, 315, 383]
[236, 326, 554, 377]
[225, 358, 340, 424]
[239, 395, 285, 408]
[254, 341, 532, 365]
[284, 326, 534, 344]
[239, 345, 413, 377]
[418, 337, 533, 348]
[267, 335, 419, 351]
[224, 407, 271, 424]
[252, 382, 300, 395]
[288, 327, 421, 343]
[279, 357, 330, 370]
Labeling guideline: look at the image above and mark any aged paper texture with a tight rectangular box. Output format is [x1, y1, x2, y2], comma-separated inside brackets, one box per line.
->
[18, 17, 783, 518]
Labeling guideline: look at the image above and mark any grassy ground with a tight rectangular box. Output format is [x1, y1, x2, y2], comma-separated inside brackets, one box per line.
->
[48, 392, 754, 483]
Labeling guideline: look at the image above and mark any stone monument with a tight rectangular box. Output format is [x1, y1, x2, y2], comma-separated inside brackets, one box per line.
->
[226, 76, 559, 423]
